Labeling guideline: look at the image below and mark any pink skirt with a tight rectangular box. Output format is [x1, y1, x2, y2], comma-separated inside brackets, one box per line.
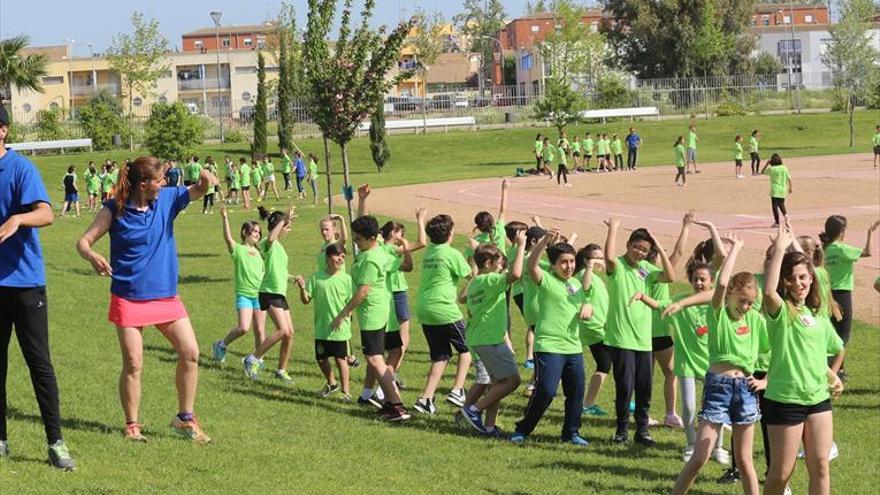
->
[108, 294, 189, 328]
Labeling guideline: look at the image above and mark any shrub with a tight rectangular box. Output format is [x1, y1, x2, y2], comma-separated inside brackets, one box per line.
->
[595, 75, 634, 109]
[78, 90, 128, 150]
[716, 101, 746, 116]
[144, 102, 205, 160]
[36, 108, 65, 141]
[224, 128, 245, 143]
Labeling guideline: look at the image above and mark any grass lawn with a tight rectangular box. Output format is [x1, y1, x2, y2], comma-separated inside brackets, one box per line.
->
[1, 111, 878, 494]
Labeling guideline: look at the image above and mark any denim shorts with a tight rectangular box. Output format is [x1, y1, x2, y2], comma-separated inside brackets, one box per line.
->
[235, 294, 260, 310]
[392, 291, 410, 322]
[698, 372, 760, 425]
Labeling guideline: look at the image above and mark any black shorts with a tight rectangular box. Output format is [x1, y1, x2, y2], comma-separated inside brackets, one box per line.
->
[360, 328, 387, 356]
[258, 292, 289, 311]
[183, 180, 194, 186]
[652, 336, 673, 351]
[762, 398, 832, 425]
[584, 154, 592, 159]
[422, 321, 468, 361]
[572, 151, 580, 157]
[735, 159, 743, 166]
[242, 185, 251, 191]
[512, 292, 525, 315]
[597, 154, 606, 159]
[384, 331, 403, 351]
[588, 342, 612, 374]
[750, 152, 760, 161]
[315, 339, 349, 360]
[874, 145, 880, 156]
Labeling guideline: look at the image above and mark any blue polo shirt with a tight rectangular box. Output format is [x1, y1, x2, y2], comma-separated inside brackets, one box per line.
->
[0, 149, 51, 288]
[294, 158, 307, 178]
[105, 186, 190, 300]
[626, 133, 641, 149]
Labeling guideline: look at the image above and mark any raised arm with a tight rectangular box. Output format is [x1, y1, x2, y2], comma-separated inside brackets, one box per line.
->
[629, 291, 660, 311]
[220, 207, 235, 253]
[528, 231, 557, 284]
[498, 179, 509, 224]
[507, 229, 527, 284]
[650, 231, 676, 283]
[661, 289, 713, 318]
[267, 205, 294, 246]
[670, 210, 694, 267]
[356, 184, 370, 218]
[530, 215, 544, 229]
[763, 225, 791, 317]
[604, 217, 620, 274]
[694, 218, 728, 270]
[407, 207, 428, 252]
[188, 168, 217, 202]
[862, 219, 879, 257]
[712, 232, 744, 310]
[76, 206, 113, 276]
[397, 238, 414, 273]
[581, 258, 601, 292]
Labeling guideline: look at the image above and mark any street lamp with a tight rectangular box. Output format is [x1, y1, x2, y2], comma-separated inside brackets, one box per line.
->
[787, 0, 801, 113]
[210, 10, 225, 143]
[480, 35, 505, 86]
[87, 43, 97, 94]
[64, 38, 75, 120]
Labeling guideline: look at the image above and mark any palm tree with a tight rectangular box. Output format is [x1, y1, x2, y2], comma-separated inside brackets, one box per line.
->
[0, 35, 48, 100]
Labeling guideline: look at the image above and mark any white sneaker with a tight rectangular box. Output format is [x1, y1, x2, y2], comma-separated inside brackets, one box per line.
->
[736, 174, 745, 179]
[682, 445, 695, 462]
[829, 441, 839, 461]
[783, 484, 792, 495]
[713, 447, 731, 465]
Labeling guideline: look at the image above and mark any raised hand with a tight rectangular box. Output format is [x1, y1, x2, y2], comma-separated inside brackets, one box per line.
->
[515, 229, 527, 246]
[220, 206, 228, 219]
[357, 184, 371, 200]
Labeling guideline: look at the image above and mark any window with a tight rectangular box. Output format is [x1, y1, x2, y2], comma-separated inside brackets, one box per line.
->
[235, 66, 257, 74]
[521, 53, 533, 71]
[133, 97, 143, 107]
[22, 103, 32, 113]
[194, 40, 204, 49]
[531, 25, 539, 33]
[762, 15, 770, 26]
[42, 76, 64, 85]
[243, 38, 253, 47]
[805, 14, 814, 23]
[256, 35, 266, 49]
[222, 38, 231, 48]
[783, 15, 791, 24]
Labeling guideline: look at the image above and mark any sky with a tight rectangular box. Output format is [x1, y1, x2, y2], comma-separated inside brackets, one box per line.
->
[0, 0, 541, 55]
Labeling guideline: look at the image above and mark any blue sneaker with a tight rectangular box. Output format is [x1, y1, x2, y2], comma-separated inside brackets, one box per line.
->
[567, 435, 590, 447]
[629, 400, 636, 413]
[509, 432, 527, 444]
[461, 406, 486, 433]
[523, 359, 535, 370]
[211, 340, 226, 363]
[243, 355, 261, 381]
[583, 405, 609, 417]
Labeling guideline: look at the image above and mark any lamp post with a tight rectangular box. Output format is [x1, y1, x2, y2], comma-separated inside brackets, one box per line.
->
[210, 10, 225, 143]
[481, 35, 505, 86]
[788, 0, 801, 113]
[87, 43, 97, 94]
[64, 38, 75, 120]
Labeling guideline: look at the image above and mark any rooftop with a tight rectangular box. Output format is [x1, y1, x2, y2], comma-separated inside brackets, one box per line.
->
[182, 22, 278, 37]
[753, 3, 828, 13]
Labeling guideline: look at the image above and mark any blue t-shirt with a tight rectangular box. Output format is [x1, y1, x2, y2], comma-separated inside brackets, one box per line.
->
[164, 167, 181, 187]
[294, 158, 307, 178]
[625, 133, 641, 148]
[105, 186, 190, 300]
[0, 149, 51, 288]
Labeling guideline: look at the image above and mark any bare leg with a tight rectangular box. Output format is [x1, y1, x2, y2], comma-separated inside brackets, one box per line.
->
[583, 371, 608, 407]
[732, 424, 760, 495]
[803, 411, 834, 495]
[671, 421, 721, 495]
[451, 352, 473, 390]
[765, 423, 805, 495]
[335, 357, 350, 396]
[420, 360, 448, 399]
[653, 347, 677, 417]
[156, 317, 200, 415]
[116, 326, 145, 423]
[317, 358, 336, 385]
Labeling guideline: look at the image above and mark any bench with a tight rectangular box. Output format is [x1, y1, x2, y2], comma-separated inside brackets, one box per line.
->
[8, 138, 94, 155]
[357, 116, 476, 135]
[579, 107, 659, 124]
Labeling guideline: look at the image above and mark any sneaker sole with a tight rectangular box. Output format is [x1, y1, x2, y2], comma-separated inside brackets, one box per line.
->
[413, 404, 436, 415]
[446, 397, 465, 407]
[385, 413, 410, 422]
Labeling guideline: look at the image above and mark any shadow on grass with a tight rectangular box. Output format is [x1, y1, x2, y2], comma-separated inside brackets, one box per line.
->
[178, 252, 221, 259]
[7, 406, 116, 436]
[179, 275, 230, 284]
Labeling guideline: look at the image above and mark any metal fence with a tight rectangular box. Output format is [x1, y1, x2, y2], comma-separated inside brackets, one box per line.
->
[8, 71, 859, 143]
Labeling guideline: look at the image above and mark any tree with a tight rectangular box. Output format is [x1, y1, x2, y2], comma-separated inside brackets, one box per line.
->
[821, 0, 879, 147]
[276, 1, 307, 152]
[369, 96, 390, 172]
[408, 9, 446, 132]
[533, 77, 586, 135]
[601, 0, 756, 79]
[252, 51, 268, 156]
[525, 0, 550, 14]
[0, 35, 48, 100]
[751, 52, 783, 77]
[304, 0, 415, 228]
[36, 108, 64, 141]
[106, 12, 169, 151]
[539, 0, 607, 88]
[144, 102, 204, 160]
[454, 0, 506, 93]
[277, 28, 293, 152]
[77, 89, 128, 150]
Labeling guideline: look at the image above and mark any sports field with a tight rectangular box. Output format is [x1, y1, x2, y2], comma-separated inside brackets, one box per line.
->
[1, 111, 878, 494]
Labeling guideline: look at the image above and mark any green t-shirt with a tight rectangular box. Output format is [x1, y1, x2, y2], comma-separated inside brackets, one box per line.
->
[86, 172, 101, 194]
[262, 161, 274, 177]
[558, 150, 568, 166]
[706, 305, 768, 374]
[612, 139, 623, 155]
[306, 270, 353, 341]
[416, 243, 471, 325]
[748, 136, 759, 153]
[824, 241, 862, 291]
[534, 140, 544, 155]
[572, 141, 581, 153]
[604, 257, 659, 351]
[466, 220, 506, 258]
[186, 162, 202, 182]
[764, 164, 790, 198]
[309, 159, 318, 179]
[231, 243, 264, 298]
[674, 144, 686, 167]
[465, 272, 509, 347]
[239, 164, 252, 187]
[734, 142, 743, 160]
[542, 143, 555, 162]
[258, 238, 288, 296]
[687, 131, 697, 150]
[873, 132, 880, 146]
[579, 272, 608, 346]
[765, 303, 843, 405]
[583, 138, 594, 154]
[534, 271, 585, 354]
[522, 257, 551, 327]
[383, 242, 408, 292]
[252, 166, 263, 185]
[351, 245, 390, 331]
[596, 139, 607, 155]
[649, 272, 671, 337]
[101, 172, 115, 191]
[230, 170, 241, 189]
[282, 154, 293, 174]
[558, 138, 570, 152]
[663, 295, 710, 378]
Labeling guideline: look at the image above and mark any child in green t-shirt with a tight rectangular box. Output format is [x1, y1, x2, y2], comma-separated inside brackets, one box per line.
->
[760, 153, 792, 228]
[611, 134, 624, 171]
[212, 207, 266, 363]
[575, 244, 611, 418]
[466, 179, 509, 266]
[674, 135, 687, 187]
[296, 242, 354, 399]
[734, 135, 744, 178]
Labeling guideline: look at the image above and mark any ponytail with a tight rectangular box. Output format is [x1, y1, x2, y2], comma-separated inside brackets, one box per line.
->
[819, 215, 847, 248]
[113, 156, 163, 217]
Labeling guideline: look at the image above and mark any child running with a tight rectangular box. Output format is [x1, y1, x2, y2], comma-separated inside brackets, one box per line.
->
[294, 151, 308, 200]
[458, 230, 527, 435]
[295, 242, 354, 399]
[760, 153, 792, 228]
[540, 137, 555, 179]
[262, 156, 280, 201]
[673, 136, 687, 187]
[251, 158, 264, 202]
[533, 134, 544, 170]
[211, 207, 266, 363]
[241, 206, 296, 384]
[76, 156, 215, 444]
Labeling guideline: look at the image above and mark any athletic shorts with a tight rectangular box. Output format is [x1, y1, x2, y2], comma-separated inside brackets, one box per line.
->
[242, 185, 251, 191]
[874, 145, 880, 156]
[750, 152, 760, 161]
[762, 398, 831, 425]
[230, 187, 239, 192]
[596, 154, 606, 159]
[392, 291, 410, 322]
[264, 175, 275, 183]
[108, 294, 188, 328]
[183, 180, 194, 186]
[698, 372, 760, 425]
[384, 330, 403, 351]
[315, 339, 349, 360]
[652, 336, 674, 351]
[473, 360, 491, 385]
[512, 292, 526, 315]
[735, 159, 743, 167]
[235, 294, 260, 310]
[584, 154, 592, 159]
[360, 328, 387, 356]
[687, 148, 697, 162]
[89, 192, 98, 198]
[572, 151, 580, 157]
[64, 193, 79, 203]
[422, 321, 468, 361]
[258, 292, 288, 311]
[473, 344, 519, 381]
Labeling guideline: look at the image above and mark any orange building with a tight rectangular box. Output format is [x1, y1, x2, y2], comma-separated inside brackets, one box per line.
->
[751, 3, 829, 27]
[181, 23, 278, 53]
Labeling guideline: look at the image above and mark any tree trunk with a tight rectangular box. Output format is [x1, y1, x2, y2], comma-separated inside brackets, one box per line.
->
[340, 141, 357, 256]
[128, 82, 134, 152]
[422, 71, 428, 134]
[848, 87, 855, 148]
[323, 135, 332, 214]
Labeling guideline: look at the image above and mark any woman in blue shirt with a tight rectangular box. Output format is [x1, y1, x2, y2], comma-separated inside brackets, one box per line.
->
[76, 156, 216, 445]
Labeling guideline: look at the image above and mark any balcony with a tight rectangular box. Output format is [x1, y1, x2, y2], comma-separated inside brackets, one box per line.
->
[178, 78, 231, 91]
[70, 83, 121, 97]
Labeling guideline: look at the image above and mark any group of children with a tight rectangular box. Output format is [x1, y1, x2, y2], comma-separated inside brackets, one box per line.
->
[532, 128, 643, 185]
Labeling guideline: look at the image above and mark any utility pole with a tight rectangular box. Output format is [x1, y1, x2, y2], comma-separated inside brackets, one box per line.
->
[211, 10, 225, 143]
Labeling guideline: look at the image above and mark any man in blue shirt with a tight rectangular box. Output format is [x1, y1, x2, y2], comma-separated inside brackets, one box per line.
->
[0, 106, 75, 470]
[626, 127, 642, 170]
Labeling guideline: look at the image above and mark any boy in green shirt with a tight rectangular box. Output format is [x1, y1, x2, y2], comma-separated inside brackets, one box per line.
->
[557, 139, 570, 186]
[611, 134, 623, 171]
[760, 153, 792, 228]
[238, 157, 252, 210]
[748, 129, 761, 175]
[583, 133, 594, 171]
[414, 214, 474, 414]
[465, 179, 509, 264]
[686, 125, 700, 174]
[540, 136, 555, 178]
[734, 135, 744, 178]
[281, 147, 293, 191]
[873, 125, 880, 169]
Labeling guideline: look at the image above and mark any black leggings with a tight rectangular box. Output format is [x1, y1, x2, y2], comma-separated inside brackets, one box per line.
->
[203, 193, 214, 209]
[609, 346, 652, 435]
[557, 164, 568, 184]
[731, 371, 770, 472]
[831, 290, 852, 368]
[0, 286, 63, 443]
[750, 153, 761, 174]
[535, 155, 543, 170]
[588, 342, 612, 374]
[674, 167, 686, 184]
[771, 197, 787, 224]
[614, 154, 623, 170]
[282, 172, 292, 191]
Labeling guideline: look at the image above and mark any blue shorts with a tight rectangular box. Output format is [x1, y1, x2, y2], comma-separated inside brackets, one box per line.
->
[65, 193, 79, 203]
[699, 372, 760, 425]
[687, 148, 697, 162]
[393, 291, 410, 322]
[235, 294, 260, 310]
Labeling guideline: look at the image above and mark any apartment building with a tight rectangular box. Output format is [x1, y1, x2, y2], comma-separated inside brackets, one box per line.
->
[181, 23, 278, 52]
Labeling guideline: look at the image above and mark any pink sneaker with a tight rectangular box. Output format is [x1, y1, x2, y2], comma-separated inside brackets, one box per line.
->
[665, 413, 684, 428]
